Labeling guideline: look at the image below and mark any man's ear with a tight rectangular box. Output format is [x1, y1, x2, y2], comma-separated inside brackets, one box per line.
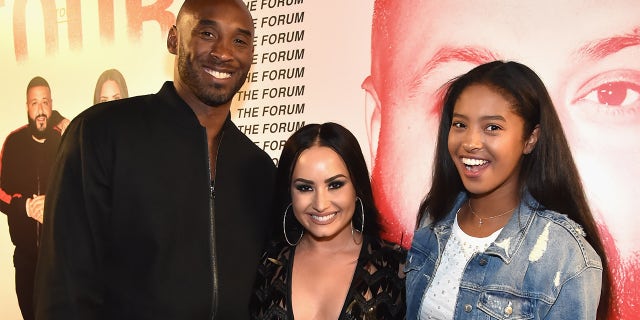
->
[167, 25, 178, 55]
[524, 125, 540, 154]
[362, 75, 382, 163]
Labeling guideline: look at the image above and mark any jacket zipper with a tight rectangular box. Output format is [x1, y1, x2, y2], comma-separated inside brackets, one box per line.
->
[208, 130, 224, 319]
[36, 169, 41, 248]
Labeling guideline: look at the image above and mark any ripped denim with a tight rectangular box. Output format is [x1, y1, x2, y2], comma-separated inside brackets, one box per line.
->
[405, 191, 602, 320]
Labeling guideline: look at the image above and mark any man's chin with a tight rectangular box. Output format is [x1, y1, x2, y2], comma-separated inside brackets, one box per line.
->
[29, 123, 51, 140]
[201, 95, 233, 107]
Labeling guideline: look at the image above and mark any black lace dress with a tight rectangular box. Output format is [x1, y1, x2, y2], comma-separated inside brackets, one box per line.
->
[250, 236, 407, 319]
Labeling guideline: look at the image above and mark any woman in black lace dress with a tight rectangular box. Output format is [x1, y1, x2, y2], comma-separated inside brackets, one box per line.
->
[251, 123, 406, 319]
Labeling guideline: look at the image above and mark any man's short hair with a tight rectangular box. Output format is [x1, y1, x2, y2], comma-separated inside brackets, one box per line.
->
[27, 76, 50, 93]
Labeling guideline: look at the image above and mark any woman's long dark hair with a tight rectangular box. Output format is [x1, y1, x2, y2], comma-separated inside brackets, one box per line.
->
[273, 122, 382, 242]
[417, 61, 610, 318]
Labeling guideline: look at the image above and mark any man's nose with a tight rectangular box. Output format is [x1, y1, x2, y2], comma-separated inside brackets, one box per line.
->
[210, 39, 232, 62]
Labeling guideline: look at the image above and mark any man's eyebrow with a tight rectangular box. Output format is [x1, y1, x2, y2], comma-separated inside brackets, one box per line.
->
[237, 27, 253, 37]
[577, 27, 640, 60]
[196, 19, 252, 37]
[197, 19, 217, 27]
[410, 46, 499, 98]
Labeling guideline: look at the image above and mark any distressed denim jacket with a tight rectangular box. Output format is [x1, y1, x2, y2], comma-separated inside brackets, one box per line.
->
[405, 191, 603, 319]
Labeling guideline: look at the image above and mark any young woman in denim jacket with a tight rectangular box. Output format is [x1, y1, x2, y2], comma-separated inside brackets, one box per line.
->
[405, 61, 611, 319]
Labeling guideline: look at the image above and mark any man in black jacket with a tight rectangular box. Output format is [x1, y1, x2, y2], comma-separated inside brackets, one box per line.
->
[0, 76, 61, 320]
[34, 1, 276, 319]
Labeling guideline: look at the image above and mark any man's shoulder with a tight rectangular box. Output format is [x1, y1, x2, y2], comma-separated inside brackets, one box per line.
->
[71, 93, 173, 136]
[78, 94, 154, 119]
[224, 120, 274, 166]
[75, 83, 187, 126]
[3, 125, 29, 145]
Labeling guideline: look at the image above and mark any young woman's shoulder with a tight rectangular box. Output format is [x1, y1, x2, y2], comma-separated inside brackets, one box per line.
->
[531, 209, 602, 269]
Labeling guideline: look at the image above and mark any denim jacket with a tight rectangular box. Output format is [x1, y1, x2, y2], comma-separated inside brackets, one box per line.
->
[405, 191, 603, 319]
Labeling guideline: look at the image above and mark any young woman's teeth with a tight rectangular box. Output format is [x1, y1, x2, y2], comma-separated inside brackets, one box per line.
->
[462, 158, 488, 166]
[311, 213, 336, 222]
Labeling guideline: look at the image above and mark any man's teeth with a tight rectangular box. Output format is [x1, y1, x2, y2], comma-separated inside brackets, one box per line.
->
[311, 213, 337, 222]
[462, 158, 488, 166]
[206, 69, 231, 79]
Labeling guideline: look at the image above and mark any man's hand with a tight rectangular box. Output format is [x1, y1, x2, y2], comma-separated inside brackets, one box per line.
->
[26, 194, 45, 224]
[55, 118, 71, 134]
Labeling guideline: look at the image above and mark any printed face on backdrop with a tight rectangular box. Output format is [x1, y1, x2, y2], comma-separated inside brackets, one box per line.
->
[26, 85, 52, 138]
[363, 0, 639, 315]
[98, 80, 123, 103]
[291, 146, 357, 241]
[168, 0, 254, 107]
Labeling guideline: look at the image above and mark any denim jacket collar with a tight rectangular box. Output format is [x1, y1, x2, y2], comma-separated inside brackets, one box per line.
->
[431, 190, 543, 264]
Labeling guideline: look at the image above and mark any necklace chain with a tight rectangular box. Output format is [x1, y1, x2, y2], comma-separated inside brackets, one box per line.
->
[467, 200, 516, 227]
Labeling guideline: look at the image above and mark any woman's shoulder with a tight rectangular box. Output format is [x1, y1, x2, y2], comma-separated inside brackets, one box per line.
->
[260, 240, 293, 264]
[528, 209, 602, 268]
[347, 236, 406, 319]
[369, 236, 406, 252]
[251, 241, 292, 319]
[363, 237, 407, 271]
[533, 209, 589, 243]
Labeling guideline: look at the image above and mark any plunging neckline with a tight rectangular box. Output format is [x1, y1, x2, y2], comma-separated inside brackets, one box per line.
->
[285, 236, 367, 319]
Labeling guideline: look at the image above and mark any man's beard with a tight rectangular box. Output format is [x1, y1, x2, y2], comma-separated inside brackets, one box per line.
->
[28, 116, 52, 140]
[177, 47, 246, 107]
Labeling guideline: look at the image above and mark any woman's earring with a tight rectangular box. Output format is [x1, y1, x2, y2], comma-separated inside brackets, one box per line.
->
[351, 197, 365, 245]
[283, 203, 303, 246]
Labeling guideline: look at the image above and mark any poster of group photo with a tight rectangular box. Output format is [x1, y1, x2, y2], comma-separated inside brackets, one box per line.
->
[1, 0, 637, 318]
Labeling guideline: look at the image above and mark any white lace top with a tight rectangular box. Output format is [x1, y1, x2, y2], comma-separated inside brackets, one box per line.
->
[419, 215, 502, 319]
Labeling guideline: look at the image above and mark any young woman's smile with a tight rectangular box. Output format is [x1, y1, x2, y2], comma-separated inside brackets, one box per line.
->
[448, 84, 538, 197]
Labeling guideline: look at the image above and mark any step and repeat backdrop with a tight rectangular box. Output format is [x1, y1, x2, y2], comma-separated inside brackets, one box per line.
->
[1, 0, 638, 318]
